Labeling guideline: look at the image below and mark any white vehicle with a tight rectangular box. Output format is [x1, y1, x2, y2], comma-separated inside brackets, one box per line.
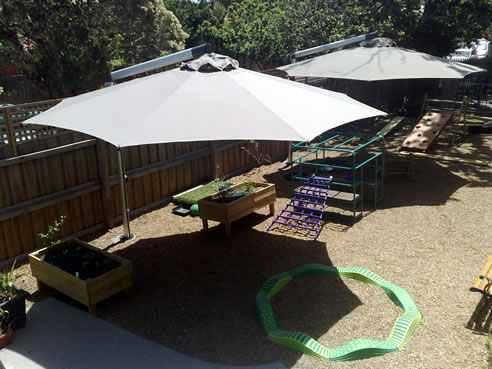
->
[470, 39, 490, 60]
[446, 47, 472, 62]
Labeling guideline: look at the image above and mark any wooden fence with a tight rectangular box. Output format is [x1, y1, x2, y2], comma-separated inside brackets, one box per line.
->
[297, 76, 464, 115]
[0, 100, 288, 262]
[0, 99, 94, 159]
[0, 75, 46, 105]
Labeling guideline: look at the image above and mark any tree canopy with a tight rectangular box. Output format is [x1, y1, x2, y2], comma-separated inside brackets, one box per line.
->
[0, 0, 490, 97]
[167, 0, 492, 66]
[0, 0, 187, 97]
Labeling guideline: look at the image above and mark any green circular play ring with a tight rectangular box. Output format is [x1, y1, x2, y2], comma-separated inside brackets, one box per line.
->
[255, 264, 422, 361]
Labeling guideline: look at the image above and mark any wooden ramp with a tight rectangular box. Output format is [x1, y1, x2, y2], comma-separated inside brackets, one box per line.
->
[401, 112, 451, 152]
[377, 116, 405, 137]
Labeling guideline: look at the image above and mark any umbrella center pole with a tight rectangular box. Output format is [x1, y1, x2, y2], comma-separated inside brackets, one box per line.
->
[113, 147, 135, 244]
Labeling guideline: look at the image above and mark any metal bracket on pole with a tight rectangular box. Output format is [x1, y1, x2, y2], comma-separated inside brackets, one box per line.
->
[107, 44, 211, 84]
[112, 147, 135, 244]
[290, 32, 378, 64]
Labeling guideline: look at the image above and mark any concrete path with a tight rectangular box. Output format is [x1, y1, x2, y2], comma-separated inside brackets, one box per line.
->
[0, 298, 286, 369]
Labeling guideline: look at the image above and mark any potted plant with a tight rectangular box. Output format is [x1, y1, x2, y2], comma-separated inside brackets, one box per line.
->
[198, 181, 276, 236]
[28, 216, 132, 312]
[0, 308, 12, 349]
[0, 261, 29, 330]
[29, 238, 132, 313]
[198, 140, 276, 235]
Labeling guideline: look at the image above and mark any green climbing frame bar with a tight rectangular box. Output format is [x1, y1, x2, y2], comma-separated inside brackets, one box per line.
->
[291, 132, 385, 221]
[255, 264, 421, 361]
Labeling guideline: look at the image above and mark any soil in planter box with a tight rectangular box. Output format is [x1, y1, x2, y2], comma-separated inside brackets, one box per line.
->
[41, 244, 120, 280]
[0, 287, 25, 304]
[211, 191, 247, 203]
[210, 186, 257, 203]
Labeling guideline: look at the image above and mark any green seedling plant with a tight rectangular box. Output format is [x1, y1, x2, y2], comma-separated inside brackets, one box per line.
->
[244, 180, 256, 193]
[39, 215, 66, 247]
[0, 260, 17, 302]
[0, 308, 10, 333]
[241, 140, 272, 193]
[241, 140, 272, 174]
[212, 163, 235, 201]
[217, 185, 234, 202]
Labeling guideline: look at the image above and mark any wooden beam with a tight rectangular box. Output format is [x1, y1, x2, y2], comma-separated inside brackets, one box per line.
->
[0, 139, 96, 168]
[0, 181, 101, 222]
[427, 98, 464, 105]
[400, 151, 490, 167]
[210, 141, 218, 179]
[3, 107, 18, 157]
[216, 140, 243, 152]
[122, 146, 212, 181]
[96, 139, 113, 228]
[377, 116, 405, 137]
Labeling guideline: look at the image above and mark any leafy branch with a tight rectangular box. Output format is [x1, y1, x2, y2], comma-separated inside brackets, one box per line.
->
[241, 140, 271, 173]
[38, 215, 66, 247]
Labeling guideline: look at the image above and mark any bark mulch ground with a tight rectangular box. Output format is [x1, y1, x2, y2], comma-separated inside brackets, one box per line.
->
[13, 121, 491, 369]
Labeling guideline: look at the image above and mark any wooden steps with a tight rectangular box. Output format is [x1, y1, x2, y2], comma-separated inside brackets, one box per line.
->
[326, 190, 360, 202]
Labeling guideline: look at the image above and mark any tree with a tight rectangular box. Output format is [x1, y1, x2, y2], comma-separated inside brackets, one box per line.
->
[352, 0, 492, 55]
[219, 0, 303, 65]
[189, 0, 491, 66]
[349, 0, 422, 47]
[163, 0, 210, 48]
[0, 0, 187, 97]
[410, 0, 492, 56]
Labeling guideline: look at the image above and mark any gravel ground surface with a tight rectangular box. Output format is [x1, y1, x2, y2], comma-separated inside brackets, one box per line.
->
[13, 121, 491, 369]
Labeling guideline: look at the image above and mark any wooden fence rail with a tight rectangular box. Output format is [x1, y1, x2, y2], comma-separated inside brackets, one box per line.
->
[0, 101, 288, 261]
[0, 99, 94, 159]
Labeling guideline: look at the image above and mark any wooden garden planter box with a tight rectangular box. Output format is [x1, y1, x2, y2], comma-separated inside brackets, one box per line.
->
[28, 238, 132, 312]
[198, 182, 276, 236]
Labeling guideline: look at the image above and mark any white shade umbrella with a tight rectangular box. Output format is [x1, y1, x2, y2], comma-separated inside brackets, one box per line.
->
[25, 54, 385, 240]
[26, 54, 384, 146]
[278, 39, 485, 81]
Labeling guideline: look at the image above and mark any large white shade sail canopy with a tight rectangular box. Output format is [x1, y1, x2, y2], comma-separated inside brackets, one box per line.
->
[24, 53, 386, 242]
[25, 54, 385, 147]
[278, 39, 485, 81]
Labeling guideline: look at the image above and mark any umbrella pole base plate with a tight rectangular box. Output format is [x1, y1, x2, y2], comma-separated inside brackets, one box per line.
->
[111, 233, 136, 244]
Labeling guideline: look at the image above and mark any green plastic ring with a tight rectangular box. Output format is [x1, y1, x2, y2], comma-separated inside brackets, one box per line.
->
[255, 264, 421, 361]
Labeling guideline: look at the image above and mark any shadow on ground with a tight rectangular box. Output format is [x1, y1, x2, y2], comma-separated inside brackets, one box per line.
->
[382, 158, 472, 209]
[264, 136, 490, 213]
[466, 295, 492, 335]
[94, 229, 361, 367]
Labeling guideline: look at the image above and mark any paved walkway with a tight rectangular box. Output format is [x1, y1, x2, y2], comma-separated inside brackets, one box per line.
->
[0, 298, 285, 369]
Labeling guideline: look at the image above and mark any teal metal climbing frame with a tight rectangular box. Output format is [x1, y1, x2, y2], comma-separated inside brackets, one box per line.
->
[291, 132, 385, 221]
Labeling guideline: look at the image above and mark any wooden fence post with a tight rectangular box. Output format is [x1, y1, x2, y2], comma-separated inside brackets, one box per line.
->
[463, 97, 468, 136]
[96, 139, 114, 229]
[419, 92, 428, 119]
[210, 141, 218, 179]
[3, 107, 18, 156]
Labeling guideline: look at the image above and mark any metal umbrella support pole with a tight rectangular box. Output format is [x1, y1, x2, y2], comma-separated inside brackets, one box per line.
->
[107, 45, 212, 243]
[112, 147, 135, 243]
